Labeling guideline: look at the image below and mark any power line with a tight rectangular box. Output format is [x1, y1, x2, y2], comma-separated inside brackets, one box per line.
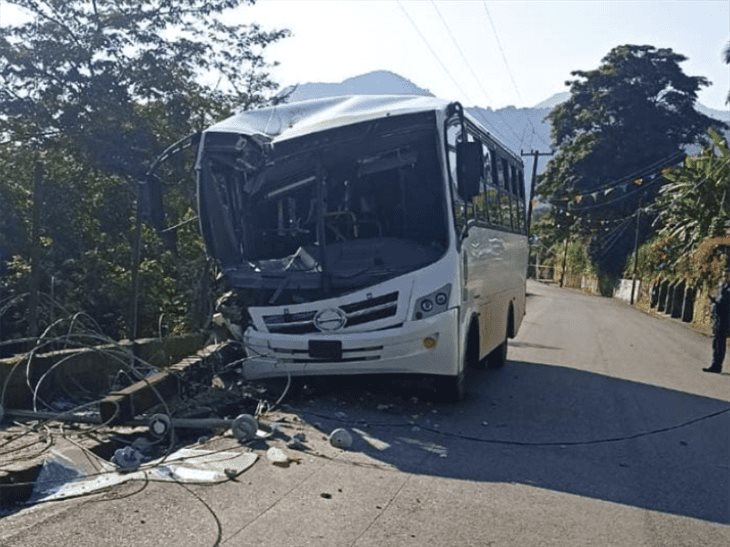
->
[396, 1, 474, 104]
[566, 176, 664, 212]
[480, 0, 552, 150]
[551, 151, 685, 200]
[428, 0, 524, 144]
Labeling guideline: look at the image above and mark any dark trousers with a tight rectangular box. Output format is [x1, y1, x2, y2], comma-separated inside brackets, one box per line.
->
[711, 325, 728, 370]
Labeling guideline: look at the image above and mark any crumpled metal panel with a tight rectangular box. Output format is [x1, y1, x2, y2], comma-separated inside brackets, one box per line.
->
[204, 95, 451, 144]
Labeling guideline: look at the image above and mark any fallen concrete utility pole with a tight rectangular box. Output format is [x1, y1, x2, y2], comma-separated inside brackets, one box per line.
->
[3, 409, 259, 442]
[99, 342, 242, 424]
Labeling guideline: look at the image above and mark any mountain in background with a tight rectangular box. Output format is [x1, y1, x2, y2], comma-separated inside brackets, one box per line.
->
[282, 70, 433, 102]
[281, 71, 729, 193]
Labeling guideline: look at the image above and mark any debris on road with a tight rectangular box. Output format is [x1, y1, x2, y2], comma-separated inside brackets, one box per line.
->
[286, 432, 307, 451]
[231, 414, 258, 442]
[266, 447, 291, 466]
[328, 428, 353, 449]
[30, 444, 258, 503]
[111, 446, 143, 472]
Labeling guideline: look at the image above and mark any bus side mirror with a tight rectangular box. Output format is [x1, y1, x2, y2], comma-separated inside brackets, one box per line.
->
[457, 141, 482, 201]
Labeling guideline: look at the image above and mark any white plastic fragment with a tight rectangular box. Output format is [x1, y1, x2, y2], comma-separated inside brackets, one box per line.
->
[328, 428, 353, 450]
[31, 446, 258, 503]
[266, 447, 290, 466]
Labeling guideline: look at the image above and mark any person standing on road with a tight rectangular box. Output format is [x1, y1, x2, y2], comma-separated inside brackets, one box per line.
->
[704, 268, 730, 373]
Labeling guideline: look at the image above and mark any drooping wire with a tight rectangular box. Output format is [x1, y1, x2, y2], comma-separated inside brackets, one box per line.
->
[396, 0, 474, 104]
[428, 0, 525, 144]
[480, 0, 553, 150]
[549, 150, 685, 202]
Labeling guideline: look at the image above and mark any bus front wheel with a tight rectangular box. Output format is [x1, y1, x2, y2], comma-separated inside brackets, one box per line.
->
[487, 316, 510, 369]
[433, 368, 465, 402]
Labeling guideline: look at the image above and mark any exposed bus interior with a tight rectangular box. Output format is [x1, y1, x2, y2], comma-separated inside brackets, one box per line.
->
[198, 112, 449, 304]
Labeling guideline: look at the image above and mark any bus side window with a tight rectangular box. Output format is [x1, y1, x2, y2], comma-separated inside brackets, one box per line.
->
[500, 158, 513, 230]
[461, 129, 491, 223]
[487, 148, 502, 226]
[518, 169, 527, 234]
[446, 120, 465, 227]
[510, 164, 521, 232]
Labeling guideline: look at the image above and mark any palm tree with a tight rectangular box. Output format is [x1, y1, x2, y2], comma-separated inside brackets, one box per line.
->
[656, 128, 730, 256]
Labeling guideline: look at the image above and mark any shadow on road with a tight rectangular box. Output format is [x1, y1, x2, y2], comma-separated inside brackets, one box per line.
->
[286, 360, 730, 525]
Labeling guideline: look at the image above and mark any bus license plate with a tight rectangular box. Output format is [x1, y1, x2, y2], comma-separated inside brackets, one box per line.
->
[308, 340, 342, 361]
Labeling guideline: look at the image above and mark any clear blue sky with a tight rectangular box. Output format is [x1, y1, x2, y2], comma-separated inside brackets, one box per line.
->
[1, 0, 728, 110]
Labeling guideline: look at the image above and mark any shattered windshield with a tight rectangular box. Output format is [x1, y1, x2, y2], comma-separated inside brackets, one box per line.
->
[198, 111, 449, 293]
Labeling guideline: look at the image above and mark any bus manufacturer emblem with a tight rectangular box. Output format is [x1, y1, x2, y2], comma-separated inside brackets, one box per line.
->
[313, 308, 347, 332]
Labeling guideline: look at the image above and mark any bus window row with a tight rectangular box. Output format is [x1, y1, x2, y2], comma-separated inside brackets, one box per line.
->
[447, 122, 527, 234]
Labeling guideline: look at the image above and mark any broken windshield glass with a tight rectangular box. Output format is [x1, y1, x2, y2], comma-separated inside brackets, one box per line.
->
[198, 111, 449, 299]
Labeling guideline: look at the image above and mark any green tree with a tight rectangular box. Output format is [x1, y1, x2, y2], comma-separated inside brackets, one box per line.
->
[0, 0, 288, 339]
[538, 45, 724, 278]
[655, 128, 730, 254]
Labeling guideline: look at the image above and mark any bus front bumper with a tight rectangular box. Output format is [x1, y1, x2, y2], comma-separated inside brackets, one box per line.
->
[240, 308, 459, 380]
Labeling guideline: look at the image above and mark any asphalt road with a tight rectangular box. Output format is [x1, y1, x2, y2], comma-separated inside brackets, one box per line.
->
[1, 280, 729, 546]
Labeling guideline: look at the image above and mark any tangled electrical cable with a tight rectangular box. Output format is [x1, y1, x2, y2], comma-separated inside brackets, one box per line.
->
[0, 294, 184, 475]
[288, 405, 730, 448]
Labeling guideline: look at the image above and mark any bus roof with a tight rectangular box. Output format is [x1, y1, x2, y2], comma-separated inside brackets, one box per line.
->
[205, 94, 519, 161]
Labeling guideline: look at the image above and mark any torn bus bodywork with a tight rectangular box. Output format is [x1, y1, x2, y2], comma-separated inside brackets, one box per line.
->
[194, 96, 463, 381]
[197, 108, 450, 304]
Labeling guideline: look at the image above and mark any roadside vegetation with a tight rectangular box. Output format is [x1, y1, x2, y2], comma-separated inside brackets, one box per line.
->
[0, 0, 288, 344]
[534, 44, 730, 310]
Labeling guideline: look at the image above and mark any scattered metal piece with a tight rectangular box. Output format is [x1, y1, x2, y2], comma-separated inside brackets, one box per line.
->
[111, 446, 143, 472]
[286, 439, 306, 451]
[231, 414, 258, 442]
[286, 431, 307, 450]
[328, 428, 353, 450]
[148, 414, 172, 439]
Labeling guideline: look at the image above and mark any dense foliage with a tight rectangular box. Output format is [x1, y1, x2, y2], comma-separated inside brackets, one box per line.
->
[0, 0, 289, 341]
[628, 130, 730, 286]
[537, 45, 724, 278]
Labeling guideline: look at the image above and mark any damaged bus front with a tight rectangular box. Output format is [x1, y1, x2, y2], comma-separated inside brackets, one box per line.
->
[195, 96, 528, 400]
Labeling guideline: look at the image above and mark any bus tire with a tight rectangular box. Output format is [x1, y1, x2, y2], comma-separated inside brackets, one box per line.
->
[433, 369, 465, 402]
[465, 321, 481, 370]
[486, 338, 507, 369]
[487, 311, 511, 369]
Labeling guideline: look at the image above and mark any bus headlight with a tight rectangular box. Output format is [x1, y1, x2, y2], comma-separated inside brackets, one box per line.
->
[413, 284, 451, 320]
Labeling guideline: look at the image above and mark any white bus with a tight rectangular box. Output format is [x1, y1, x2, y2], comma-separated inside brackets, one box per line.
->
[196, 95, 528, 401]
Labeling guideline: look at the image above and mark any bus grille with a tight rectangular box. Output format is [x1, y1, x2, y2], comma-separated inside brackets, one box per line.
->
[263, 292, 399, 334]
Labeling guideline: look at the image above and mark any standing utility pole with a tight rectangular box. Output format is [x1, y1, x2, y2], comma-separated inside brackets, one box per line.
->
[28, 161, 44, 338]
[630, 199, 643, 305]
[520, 149, 554, 239]
[559, 232, 570, 288]
[522, 149, 553, 281]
